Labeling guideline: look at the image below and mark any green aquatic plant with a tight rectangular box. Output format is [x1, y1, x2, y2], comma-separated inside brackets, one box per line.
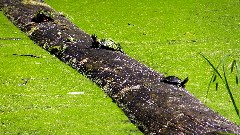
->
[200, 53, 240, 118]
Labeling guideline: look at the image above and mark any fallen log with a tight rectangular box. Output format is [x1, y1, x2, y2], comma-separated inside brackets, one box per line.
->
[1, 0, 240, 134]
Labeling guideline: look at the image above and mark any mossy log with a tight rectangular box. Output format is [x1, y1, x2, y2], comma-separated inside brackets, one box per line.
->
[1, 1, 240, 134]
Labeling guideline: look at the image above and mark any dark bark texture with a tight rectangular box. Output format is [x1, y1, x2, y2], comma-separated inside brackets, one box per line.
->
[1, 1, 240, 134]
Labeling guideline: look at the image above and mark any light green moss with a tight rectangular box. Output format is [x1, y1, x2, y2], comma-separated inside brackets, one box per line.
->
[22, 0, 51, 7]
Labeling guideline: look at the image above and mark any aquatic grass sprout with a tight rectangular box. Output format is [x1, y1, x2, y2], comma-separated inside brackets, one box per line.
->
[200, 53, 240, 118]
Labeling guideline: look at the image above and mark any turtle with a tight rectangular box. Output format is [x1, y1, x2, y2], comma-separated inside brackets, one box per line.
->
[91, 34, 100, 48]
[99, 39, 123, 52]
[32, 10, 54, 23]
[161, 76, 189, 87]
[90, 34, 124, 53]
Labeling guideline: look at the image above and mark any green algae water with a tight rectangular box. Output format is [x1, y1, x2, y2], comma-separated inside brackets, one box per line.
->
[0, 12, 142, 134]
[1, 0, 240, 134]
[45, 0, 240, 123]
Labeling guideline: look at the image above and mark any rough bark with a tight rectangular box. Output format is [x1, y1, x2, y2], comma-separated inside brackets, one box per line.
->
[1, 1, 240, 134]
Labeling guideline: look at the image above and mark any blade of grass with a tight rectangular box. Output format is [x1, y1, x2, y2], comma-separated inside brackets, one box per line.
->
[222, 61, 240, 118]
[236, 76, 239, 85]
[216, 82, 218, 91]
[235, 61, 240, 85]
[199, 53, 223, 100]
[199, 53, 224, 80]
[230, 60, 236, 73]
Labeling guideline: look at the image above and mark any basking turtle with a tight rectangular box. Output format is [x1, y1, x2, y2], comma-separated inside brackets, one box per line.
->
[90, 34, 124, 53]
[32, 10, 54, 23]
[162, 76, 189, 87]
[91, 34, 100, 48]
[99, 39, 123, 52]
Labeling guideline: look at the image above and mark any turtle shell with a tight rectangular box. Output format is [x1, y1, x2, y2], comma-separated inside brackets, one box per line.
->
[162, 76, 182, 84]
[162, 76, 188, 87]
[32, 10, 54, 23]
[99, 39, 124, 53]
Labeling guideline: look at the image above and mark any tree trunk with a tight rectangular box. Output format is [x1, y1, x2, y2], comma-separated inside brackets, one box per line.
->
[1, 1, 240, 134]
